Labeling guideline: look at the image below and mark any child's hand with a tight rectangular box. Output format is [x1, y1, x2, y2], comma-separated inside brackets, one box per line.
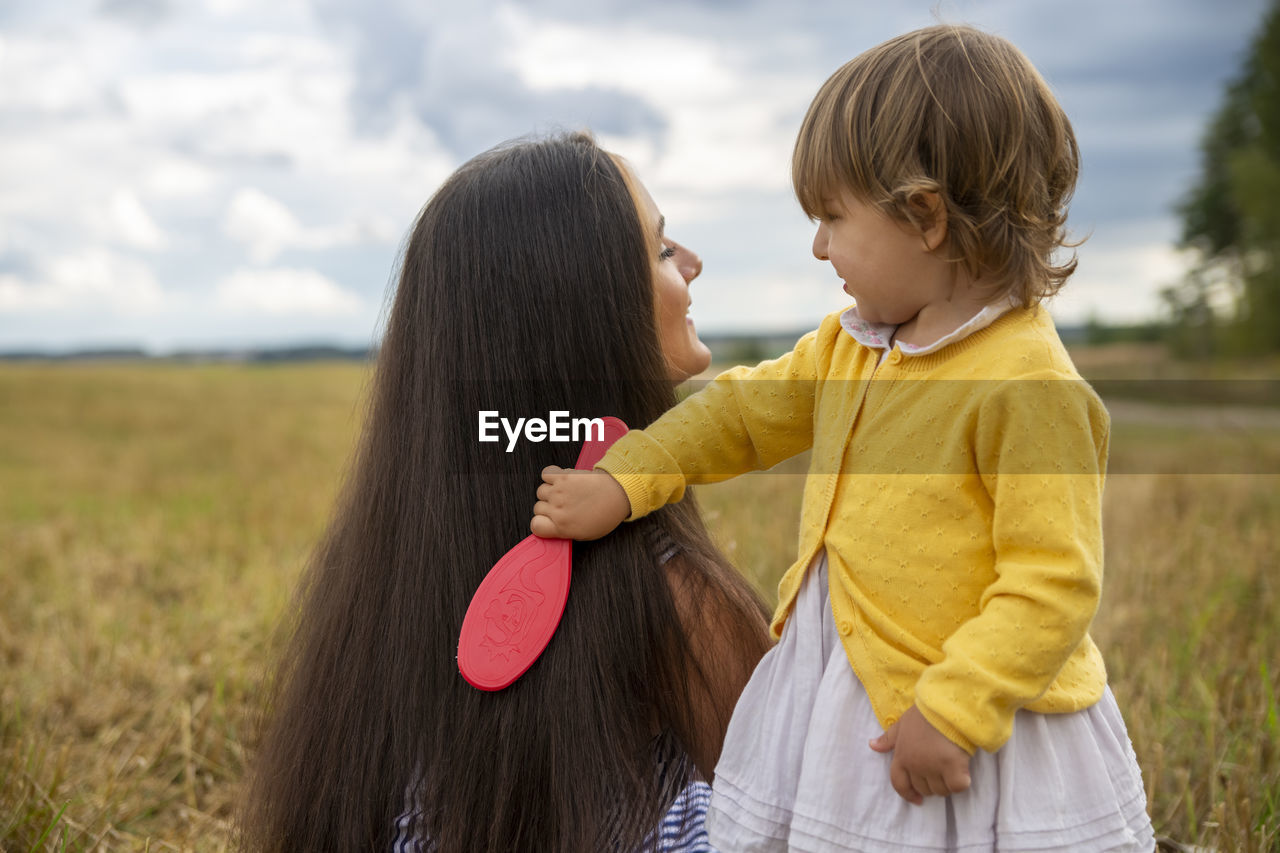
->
[531, 467, 631, 540]
[869, 705, 972, 805]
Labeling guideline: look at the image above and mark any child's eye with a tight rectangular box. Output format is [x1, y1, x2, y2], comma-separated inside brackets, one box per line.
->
[659, 244, 677, 261]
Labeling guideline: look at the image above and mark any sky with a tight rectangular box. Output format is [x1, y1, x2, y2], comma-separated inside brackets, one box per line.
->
[0, 0, 1270, 353]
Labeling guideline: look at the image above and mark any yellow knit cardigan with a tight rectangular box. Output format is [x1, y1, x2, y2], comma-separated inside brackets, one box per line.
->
[599, 306, 1110, 754]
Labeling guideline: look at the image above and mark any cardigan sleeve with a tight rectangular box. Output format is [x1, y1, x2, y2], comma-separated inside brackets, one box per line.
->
[913, 373, 1110, 754]
[598, 326, 823, 521]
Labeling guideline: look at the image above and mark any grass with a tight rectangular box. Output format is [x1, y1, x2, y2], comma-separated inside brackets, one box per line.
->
[0, 362, 368, 850]
[1, 355, 1277, 850]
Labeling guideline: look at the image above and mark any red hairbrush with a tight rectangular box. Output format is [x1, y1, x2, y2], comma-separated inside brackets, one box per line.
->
[457, 416, 628, 690]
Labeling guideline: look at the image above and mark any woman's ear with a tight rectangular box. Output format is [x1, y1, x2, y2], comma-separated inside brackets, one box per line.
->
[909, 191, 948, 252]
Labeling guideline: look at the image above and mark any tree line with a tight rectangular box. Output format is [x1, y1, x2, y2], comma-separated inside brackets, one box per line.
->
[1167, 0, 1280, 357]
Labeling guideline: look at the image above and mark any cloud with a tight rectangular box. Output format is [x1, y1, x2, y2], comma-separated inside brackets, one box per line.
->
[494, 6, 825, 202]
[0, 249, 167, 313]
[97, 0, 171, 28]
[505, 10, 737, 95]
[222, 187, 399, 263]
[143, 157, 217, 198]
[223, 188, 304, 263]
[214, 267, 363, 315]
[311, 1, 671, 156]
[0, 32, 117, 117]
[107, 190, 167, 250]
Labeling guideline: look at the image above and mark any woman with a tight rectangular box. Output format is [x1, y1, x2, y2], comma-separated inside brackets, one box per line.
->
[239, 132, 772, 852]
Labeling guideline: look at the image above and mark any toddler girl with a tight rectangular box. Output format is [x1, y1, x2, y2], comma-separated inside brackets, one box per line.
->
[533, 25, 1155, 852]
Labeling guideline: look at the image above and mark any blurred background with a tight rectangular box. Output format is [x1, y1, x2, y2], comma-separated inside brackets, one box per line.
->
[2, 1, 1278, 850]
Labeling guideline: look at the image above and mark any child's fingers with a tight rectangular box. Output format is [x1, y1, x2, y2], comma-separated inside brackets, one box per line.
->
[889, 761, 924, 806]
[921, 771, 952, 798]
[529, 507, 559, 538]
[868, 720, 899, 753]
[944, 765, 972, 794]
[529, 470, 629, 541]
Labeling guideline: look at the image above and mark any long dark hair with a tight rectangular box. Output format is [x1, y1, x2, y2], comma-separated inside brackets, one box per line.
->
[239, 132, 769, 852]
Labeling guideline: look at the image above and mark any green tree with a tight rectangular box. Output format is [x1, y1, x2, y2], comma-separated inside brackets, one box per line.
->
[1173, 0, 1280, 355]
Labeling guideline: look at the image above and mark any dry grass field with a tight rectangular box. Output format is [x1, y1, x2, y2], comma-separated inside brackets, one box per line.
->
[1, 354, 1277, 851]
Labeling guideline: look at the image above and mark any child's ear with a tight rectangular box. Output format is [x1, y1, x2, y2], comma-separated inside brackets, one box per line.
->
[909, 192, 948, 252]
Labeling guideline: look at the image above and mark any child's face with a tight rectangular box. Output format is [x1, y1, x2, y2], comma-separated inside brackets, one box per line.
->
[812, 189, 948, 327]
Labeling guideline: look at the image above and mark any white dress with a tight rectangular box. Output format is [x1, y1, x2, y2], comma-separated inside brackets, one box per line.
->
[706, 552, 1155, 852]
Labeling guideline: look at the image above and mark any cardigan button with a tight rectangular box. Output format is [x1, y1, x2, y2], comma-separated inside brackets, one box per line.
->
[836, 620, 853, 637]
[887, 349, 903, 364]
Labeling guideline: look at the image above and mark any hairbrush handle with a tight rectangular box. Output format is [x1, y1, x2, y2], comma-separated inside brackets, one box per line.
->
[457, 417, 628, 691]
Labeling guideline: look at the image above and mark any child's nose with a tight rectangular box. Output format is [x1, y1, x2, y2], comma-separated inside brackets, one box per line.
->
[812, 225, 830, 261]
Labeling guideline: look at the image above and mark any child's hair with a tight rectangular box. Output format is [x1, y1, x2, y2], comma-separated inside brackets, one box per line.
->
[793, 24, 1081, 306]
